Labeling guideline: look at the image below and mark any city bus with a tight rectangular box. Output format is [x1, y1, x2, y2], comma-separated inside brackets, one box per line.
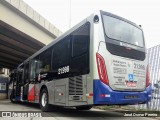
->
[9, 10, 151, 111]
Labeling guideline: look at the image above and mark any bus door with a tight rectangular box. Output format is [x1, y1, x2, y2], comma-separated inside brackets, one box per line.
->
[16, 67, 24, 100]
[28, 58, 39, 102]
[23, 62, 29, 100]
[9, 70, 17, 99]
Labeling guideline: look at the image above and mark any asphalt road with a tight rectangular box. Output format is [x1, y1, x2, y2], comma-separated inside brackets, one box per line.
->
[0, 99, 158, 120]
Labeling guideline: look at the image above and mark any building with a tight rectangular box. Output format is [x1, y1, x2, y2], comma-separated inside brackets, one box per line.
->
[137, 45, 160, 110]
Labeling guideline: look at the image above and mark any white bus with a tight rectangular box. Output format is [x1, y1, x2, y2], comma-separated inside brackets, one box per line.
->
[9, 10, 151, 111]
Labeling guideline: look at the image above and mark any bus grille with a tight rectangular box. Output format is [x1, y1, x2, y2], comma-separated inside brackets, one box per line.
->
[69, 76, 83, 95]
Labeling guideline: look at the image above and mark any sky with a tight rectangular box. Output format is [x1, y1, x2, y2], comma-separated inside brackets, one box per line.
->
[23, 0, 160, 48]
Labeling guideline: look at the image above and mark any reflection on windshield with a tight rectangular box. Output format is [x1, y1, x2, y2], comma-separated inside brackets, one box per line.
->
[103, 15, 144, 47]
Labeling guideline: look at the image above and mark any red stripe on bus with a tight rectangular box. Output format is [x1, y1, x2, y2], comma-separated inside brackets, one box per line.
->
[28, 85, 35, 101]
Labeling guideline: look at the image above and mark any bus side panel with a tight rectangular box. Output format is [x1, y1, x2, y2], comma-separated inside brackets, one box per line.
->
[86, 11, 107, 105]
[54, 79, 68, 106]
[27, 84, 35, 102]
[34, 83, 40, 103]
[46, 76, 89, 107]
[44, 81, 55, 105]
[68, 75, 88, 107]
[47, 79, 68, 106]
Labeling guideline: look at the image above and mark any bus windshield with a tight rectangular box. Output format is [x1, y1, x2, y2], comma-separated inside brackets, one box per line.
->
[102, 15, 144, 47]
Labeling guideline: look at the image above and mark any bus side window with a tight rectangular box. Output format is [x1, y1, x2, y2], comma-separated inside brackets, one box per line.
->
[24, 63, 29, 83]
[71, 23, 90, 75]
[52, 36, 70, 78]
[72, 24, 90, 57]
[39, 49, 52, 73]
[30, 56, 39, 81]
[17, 66, 24, 85]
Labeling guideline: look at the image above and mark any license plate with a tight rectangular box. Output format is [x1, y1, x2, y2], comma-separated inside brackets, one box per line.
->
[124, 95, 138, 99]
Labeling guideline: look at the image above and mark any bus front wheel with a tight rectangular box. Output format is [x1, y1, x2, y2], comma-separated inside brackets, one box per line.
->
[40, 88, 50, 112]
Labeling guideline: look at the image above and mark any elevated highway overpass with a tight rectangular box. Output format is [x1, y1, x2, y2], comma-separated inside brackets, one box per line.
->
[0, 0, 62, 69]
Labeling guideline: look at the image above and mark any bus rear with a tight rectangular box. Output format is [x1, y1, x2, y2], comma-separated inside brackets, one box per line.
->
[92, 11, 151, 105]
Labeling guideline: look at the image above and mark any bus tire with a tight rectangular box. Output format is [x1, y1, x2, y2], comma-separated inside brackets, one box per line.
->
[40, 88, 50, 112]
[76, 106, 92, 110]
